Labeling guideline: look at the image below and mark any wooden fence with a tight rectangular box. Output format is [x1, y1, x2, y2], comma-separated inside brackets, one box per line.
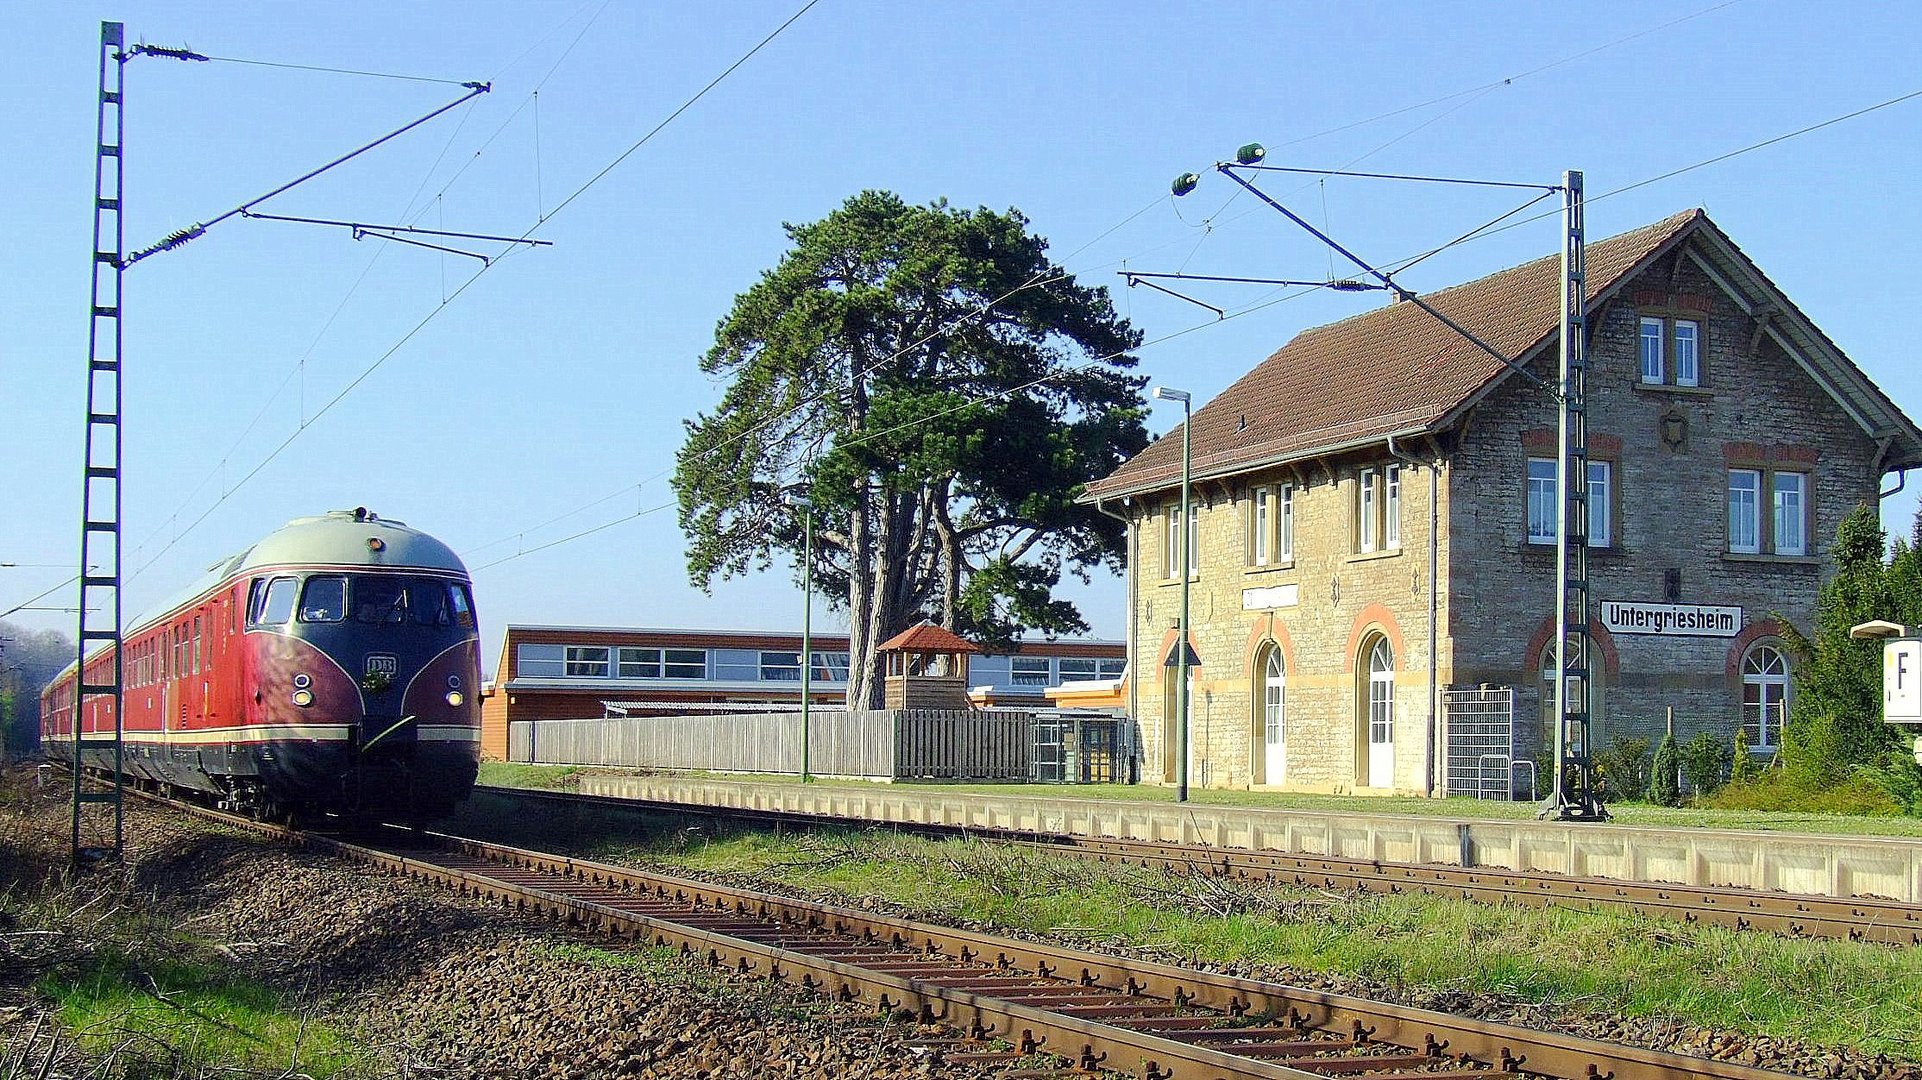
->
[507, 709, 1034, 781]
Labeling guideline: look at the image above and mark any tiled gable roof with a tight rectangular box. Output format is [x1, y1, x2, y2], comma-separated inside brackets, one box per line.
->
[1085, 210, 1703, 500]
[877, 621, 980, 654]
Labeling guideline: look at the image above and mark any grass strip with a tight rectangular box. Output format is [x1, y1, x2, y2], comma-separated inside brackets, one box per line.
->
[37, 953, 364, 1077]
[634, 828, 1922, 1061]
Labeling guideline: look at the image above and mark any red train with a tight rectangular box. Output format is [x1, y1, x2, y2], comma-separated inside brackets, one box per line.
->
[42, 508, 481, 821]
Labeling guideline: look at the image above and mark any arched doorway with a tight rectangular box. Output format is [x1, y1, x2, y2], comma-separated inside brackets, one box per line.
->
[1254, 647, 1286, 785]
[1360, 635, 1394, 788]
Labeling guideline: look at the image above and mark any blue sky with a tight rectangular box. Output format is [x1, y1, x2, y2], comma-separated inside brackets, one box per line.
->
[5, 1, 1920, 672]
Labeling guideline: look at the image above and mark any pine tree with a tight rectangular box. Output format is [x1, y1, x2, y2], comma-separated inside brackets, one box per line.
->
[1649, 730, 1681, 806]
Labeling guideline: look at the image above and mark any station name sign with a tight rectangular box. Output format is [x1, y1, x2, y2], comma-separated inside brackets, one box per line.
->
[1600, 601, 1742, 637]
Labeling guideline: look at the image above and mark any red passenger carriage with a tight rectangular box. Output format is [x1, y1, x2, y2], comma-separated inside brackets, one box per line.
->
[42, 508, 481, 820]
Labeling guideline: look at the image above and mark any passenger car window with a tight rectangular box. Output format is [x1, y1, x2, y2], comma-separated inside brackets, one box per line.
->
[256, 577, 298, 626]
[450, 583, 475, 629]
[299, 576, 347, 623]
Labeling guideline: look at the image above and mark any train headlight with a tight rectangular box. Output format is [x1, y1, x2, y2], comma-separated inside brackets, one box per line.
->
[292, 673, 312, 690]
[445, 690, 465, 707]
[292, 689, 315, 708]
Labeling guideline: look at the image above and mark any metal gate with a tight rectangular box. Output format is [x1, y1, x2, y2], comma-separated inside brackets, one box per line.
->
[1031, 710, 1135, 784]
[1442, 686, 1517, 799]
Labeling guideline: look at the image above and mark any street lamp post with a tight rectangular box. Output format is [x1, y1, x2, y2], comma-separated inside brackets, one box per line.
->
[1153, 386, 1193, 803]
[796, 497, 813, 783]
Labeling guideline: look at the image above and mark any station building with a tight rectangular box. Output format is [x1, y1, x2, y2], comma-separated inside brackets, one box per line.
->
[1082, 209, 1922, 796]
[479, 623, 1124, 760]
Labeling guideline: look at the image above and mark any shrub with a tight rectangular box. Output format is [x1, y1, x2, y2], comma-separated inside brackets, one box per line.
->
[1730, 727, 1759, 785]
[1648, 731, 1681, 807]
[1593, 735, 1650, 802]
[1680, 731, 1731, 796]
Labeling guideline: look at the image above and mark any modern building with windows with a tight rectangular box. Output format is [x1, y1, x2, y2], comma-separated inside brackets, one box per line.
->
[479, 624, 1124, 760]
[1082, 209, 1922, 795]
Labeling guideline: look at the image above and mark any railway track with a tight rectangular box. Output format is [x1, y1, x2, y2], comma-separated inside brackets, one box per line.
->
[475, 785, 1922, 947]
[132, 787, 1800, 1080]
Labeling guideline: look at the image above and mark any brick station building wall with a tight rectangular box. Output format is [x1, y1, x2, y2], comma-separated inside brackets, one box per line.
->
[1130, 447, 1450, 794]
[1448, 258, 1881, 763]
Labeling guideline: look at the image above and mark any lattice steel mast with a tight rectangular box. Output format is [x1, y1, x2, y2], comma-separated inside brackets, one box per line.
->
[1551, 171, 1605, 820]
[72, 21, 129, 862]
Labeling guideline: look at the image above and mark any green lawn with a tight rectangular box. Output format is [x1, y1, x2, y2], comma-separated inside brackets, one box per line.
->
[476, 761, 1922, 838]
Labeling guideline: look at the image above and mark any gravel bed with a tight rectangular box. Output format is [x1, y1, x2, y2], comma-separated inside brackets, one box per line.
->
[0, 772, 997, 1079]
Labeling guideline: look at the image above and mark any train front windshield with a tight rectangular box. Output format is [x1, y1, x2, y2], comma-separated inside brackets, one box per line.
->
[347, 575, 474, 627]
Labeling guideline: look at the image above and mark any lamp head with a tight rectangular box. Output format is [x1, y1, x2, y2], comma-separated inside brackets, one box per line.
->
[1235, 142, 1266, 165]
[1171, 172, 1200, 197]
[1152, 386, 1191, 404]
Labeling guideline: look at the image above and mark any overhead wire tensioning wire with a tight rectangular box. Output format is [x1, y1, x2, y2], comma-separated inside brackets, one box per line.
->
[123, 0, 825, 587]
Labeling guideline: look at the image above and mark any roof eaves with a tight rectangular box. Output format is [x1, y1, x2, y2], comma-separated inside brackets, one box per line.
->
[1078, 422, 1437, 504]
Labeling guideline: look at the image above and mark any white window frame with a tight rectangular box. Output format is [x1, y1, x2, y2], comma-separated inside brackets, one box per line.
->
[1526, 458, 1557, 544]
[617, 647, 661, 678]
[517, 643, 565, 678]
[663, 648, 707, 679]
[1278, 483, 1295, 561]
[759, 650, 802, 681]
[1164, 503, 1195, 580]
[1384, 465, 1401, 550]
[1250, 487, 1271, 566]
[564, 646, 610, 678]
[1097, 658, 1127, 679]
[1586, 460, 1612, 549]
[1773, 472, 1808, 556]
[1639, 316, 1665, 383]
[1673, 319, 1701, 387]
[1741, 644, 1788, 751]
[1011, 656, 1052, 686]
[1728, 469, 1763, 554]
[1358, 470, 1379, 553]
[1164, 507, 1179, 580]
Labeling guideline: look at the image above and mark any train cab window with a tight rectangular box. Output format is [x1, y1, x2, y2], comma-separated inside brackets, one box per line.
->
[299, 576, 348, 623]
[253, 577, 298, 626]
[353, 575, 409, 623]
[450, 584, 475, 629]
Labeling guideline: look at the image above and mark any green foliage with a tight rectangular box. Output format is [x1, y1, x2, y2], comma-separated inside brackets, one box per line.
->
[1776, 505, 1911, 783]
[1593, 735, 1650, 802]
[1681, 730, 1732, 795]
[1648, 731, 1681, 806]
[1730, 727, 1758, 784]
[1705, 769, 1905, 816]
[38, 954, 362, 1075]
[0, 619, 75, 760]
[672, 191, 1147, 701]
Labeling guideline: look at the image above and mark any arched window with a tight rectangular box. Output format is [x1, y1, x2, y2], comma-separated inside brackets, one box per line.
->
[1741, 644, 1788, 752]
[1259, 648, 1286, 785]
[1364, 636, 1394, 788]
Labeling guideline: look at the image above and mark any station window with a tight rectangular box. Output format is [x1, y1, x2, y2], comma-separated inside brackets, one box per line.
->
[1525, 458, 1612, 547]
[516, 643, 565, 678]
[1246, 483, 1295, 566]
[1741, 644, 1788, 752]
[1729, 470, 1808, 556]
[1011, 657, 1052, 686]
[564, 646, 610, 677]
[1639, 316, 1703, 386]
[1164, 502, 1198, 579]
[1356, 466, 1401, 553]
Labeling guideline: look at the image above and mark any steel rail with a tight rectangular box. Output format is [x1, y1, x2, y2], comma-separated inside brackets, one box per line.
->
[476, 785, 1922, 946]
[113, 784, 1801, 1080]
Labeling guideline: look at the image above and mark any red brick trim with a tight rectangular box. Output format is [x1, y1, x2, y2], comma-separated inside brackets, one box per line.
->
[1522, 616, 1621, 679]
[1149, 626, 1201, 685]
[1724, 442, 1820, 467]
[1633, 289, 1713, 313]
[1344, 604, 1406, 672]
[1725, 619, 1789, 685]
[1242, 613, 1298, 682]
[1522, 429, 1620, 456]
